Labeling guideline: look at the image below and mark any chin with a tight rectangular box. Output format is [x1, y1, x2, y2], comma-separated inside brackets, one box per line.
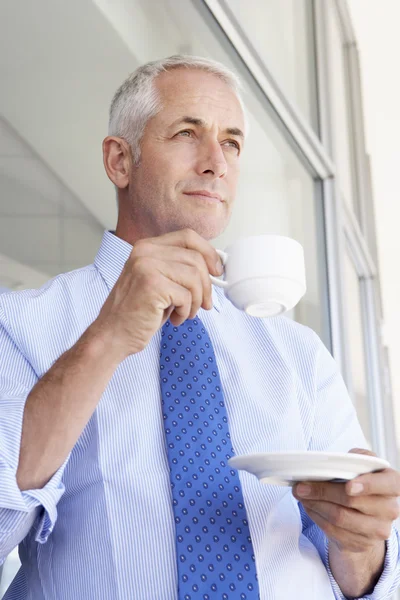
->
[185, 218, 228, 241]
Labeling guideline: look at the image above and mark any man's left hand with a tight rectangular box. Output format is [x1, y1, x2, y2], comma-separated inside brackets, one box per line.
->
[293, 448, 400, 554]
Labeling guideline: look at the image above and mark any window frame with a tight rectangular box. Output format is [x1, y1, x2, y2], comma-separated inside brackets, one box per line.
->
[195, 0, 397, 463]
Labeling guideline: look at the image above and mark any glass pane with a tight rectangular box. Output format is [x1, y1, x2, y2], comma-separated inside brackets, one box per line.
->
[325, 1, 358, 213]
[226, 0, 318, 131]
[343, 250, 372, 444]
[0, 118, 104, 290]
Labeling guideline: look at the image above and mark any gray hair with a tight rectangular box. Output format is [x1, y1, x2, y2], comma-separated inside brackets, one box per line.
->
[108, 55, 247, 163]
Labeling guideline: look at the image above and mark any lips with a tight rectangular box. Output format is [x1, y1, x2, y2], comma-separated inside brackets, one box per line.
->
[183, 190, 223, 202]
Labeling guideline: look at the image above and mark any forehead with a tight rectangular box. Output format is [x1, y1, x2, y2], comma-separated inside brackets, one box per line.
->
[154, 68, 245, 130]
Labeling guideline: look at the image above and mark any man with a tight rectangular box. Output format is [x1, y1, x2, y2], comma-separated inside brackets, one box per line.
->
[0, 55, 399, 599]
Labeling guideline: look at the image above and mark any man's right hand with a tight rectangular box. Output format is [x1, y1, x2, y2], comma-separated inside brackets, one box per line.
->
[92, 229, 223, 359]
[16, 232, 223, 492]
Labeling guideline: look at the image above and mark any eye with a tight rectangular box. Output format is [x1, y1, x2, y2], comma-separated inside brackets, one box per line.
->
[223, 140, 241, 153]
[176, 129, 193, 137]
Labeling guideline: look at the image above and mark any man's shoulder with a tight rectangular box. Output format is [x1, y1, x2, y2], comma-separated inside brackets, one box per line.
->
[262, 314, 325, 370]
[1, 263, 97, 306]
[267, 314, 320, 347]
[0, 263, 103, 340]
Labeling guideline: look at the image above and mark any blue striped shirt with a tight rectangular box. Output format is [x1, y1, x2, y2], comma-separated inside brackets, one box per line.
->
[0, 230, 399, 599]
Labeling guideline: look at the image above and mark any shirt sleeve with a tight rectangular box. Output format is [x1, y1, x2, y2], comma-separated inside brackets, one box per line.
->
[298, 334, 400, 599]
[0, 303, 69, 564]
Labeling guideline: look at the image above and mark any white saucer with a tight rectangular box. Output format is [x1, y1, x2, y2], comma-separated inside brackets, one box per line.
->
[228, 451, 390, 487]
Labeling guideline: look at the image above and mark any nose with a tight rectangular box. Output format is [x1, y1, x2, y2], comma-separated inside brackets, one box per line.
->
[196, 141, 227, 179]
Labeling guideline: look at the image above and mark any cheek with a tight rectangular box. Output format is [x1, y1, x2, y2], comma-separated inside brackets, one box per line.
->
[138, 154, 170, 191]
[227, 164, 240, 194]
[155, 146, 194, 180]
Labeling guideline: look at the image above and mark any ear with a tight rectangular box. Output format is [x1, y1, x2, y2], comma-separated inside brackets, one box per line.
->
[102, 136, 132, 189]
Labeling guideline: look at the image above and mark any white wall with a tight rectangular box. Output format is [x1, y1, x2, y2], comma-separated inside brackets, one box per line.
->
[348, 0, 400, 439]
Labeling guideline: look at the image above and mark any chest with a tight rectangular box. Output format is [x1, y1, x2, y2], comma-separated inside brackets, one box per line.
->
[67, 316, 312, 493]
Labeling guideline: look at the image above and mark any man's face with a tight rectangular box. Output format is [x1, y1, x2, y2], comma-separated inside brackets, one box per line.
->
[127, 68, 245, 241]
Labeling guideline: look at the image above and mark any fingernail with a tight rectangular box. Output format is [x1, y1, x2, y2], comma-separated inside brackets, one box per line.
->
[349, 482, 364, 495]
[215, 260, 223, 275]
[296, 484, 311, 497]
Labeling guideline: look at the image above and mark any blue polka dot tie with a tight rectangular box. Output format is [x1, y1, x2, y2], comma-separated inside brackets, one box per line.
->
[160, 317, 259, 599]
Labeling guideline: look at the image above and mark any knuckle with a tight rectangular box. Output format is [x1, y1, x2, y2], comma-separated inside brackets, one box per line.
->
[184, 288, 193, 306]
[132, 238, 147, 251]
[131, 239, 152, 257]
[382, 469, 399, 495]
[131, 254, 152, 273]
[393, 471, 400, 495]
[183, 228, 196, 244]
[345, 496, 359, 510]
[313, 485, 325, 501]
[376, 524, 391, 540]
[322, 521, 337, 540]
[331, 506, 346, 528]
[142, 274, 160, 294]
[187, 264, 198, 278]
[388, 500, 400, 521]
[182, 286, 191, 300]
[198, 253, 210, 277]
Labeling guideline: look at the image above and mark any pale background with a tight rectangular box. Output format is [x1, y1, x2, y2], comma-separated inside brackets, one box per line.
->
[349, 0, 400, 440]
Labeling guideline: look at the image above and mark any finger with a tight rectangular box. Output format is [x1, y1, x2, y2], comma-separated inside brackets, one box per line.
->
[301, 499, 392, 540]
[346, 468, 400, 498]
[348, 447, 377, 457]
[133, 243, 213, 310]
[144, 228, 223, 276]
[294, 481, 348, 504]
[294, 481, 400, 519]
[159, 277, 193, 326]
[344, 495, 400, 519]
[294, 469, 400, 502]
[293, 482, 400, 518]
[304, 507, 385, 553]
[155, 261, 204, 320]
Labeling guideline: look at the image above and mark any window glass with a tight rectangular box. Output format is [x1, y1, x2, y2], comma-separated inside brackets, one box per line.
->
[343, 250, 372, 444]
[325, 1, 358, 215]
[0, 118, 104, 289]
[227, 0, 318, 131]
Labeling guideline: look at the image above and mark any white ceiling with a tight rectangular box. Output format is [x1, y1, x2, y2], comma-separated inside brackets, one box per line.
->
[0, 0, 139, 228]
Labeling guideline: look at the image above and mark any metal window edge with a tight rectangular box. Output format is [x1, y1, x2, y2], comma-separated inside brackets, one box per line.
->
[343, 201, 377, 278]
[334, 0, 357, 45]
[200, 0, 336, 180]
[314, 0, 349, 373]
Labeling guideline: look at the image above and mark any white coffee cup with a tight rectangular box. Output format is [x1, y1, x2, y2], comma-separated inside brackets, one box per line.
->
[209, 234, 306, 318]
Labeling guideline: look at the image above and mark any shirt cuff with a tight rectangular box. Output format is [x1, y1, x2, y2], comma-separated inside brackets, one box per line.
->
[323, 524, 400, 599]
[0, 453, 69, 544]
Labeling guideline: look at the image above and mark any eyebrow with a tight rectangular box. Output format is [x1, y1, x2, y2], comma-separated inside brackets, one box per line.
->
[171, 116, 245, 139]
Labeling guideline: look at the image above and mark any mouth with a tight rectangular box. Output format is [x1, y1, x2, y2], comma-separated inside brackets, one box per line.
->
[183, 190, 223, 203]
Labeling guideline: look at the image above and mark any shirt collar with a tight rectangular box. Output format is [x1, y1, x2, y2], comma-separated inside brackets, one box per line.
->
[94, 230, 222, 312]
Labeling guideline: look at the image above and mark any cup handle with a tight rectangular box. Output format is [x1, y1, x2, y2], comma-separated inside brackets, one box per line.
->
[209, 249, 229, 289]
